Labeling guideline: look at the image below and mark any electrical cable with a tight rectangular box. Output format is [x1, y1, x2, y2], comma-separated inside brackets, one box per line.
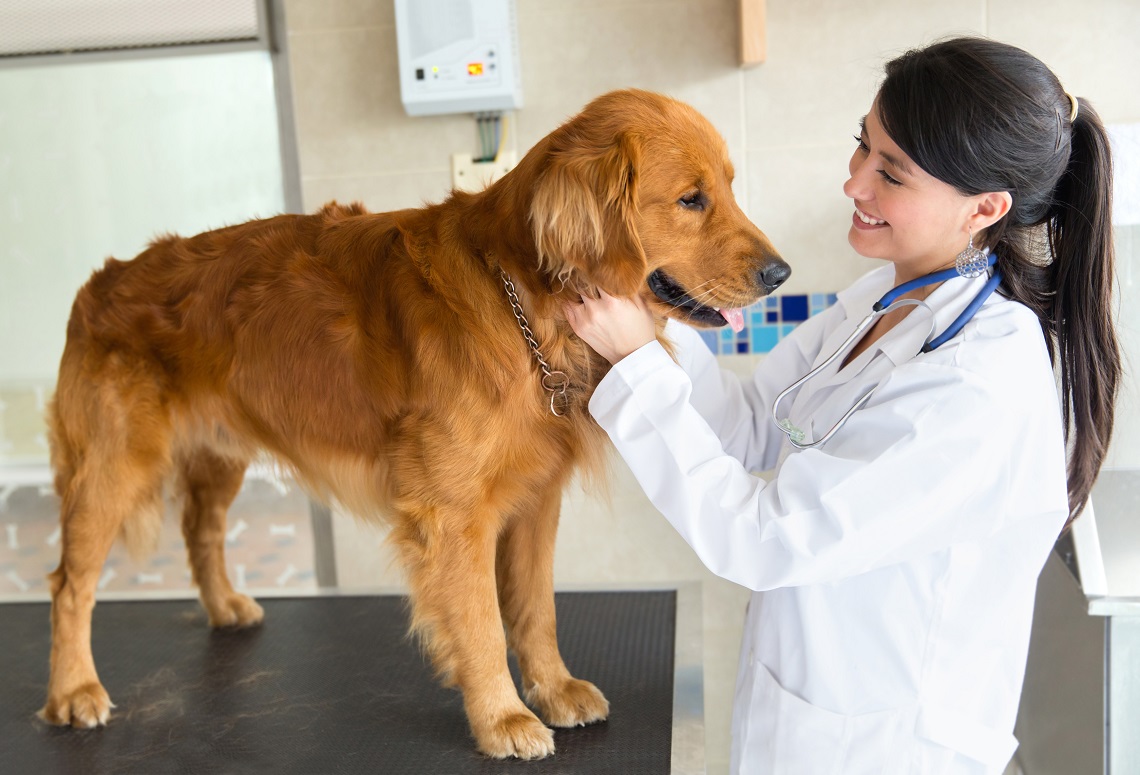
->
[473, 111, 505, 163]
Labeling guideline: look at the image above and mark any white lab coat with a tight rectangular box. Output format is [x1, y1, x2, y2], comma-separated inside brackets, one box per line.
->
[589, 265, 1070, 774]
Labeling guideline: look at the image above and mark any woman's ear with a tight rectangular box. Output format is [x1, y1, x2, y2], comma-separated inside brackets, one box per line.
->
[529, 134, 647, 297]
[968, 190, 1013, 232]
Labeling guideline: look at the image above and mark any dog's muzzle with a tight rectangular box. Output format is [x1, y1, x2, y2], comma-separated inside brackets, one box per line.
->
[646, 258, 790, 328]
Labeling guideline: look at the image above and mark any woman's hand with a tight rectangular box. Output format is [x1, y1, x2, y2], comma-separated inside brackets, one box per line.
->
[565, 289, 656, 365]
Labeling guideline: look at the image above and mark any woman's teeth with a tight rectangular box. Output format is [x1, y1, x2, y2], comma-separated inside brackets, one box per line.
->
[855, 207, 887, 226]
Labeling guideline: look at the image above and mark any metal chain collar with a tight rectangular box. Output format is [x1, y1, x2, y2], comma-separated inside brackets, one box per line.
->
[499, 270, 569, 417]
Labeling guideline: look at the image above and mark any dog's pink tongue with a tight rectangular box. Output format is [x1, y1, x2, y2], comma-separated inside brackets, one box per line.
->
[719, 307, 745, 333]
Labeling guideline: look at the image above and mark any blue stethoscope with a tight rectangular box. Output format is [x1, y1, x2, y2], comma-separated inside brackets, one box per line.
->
[772, 253, 1002, 449]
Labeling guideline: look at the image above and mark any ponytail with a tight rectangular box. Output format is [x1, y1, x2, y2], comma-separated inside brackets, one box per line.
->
[994, 101, 1120, 526]
[1046, 102, 1121, 526]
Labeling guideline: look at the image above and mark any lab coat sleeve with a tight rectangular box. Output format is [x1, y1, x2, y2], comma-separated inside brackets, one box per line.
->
[589, 341, 1012, 590]
[663, 313, 833, 473]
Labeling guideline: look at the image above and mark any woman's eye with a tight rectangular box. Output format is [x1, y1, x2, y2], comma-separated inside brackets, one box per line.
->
[854, 134, 901, 185]
[679, 192, 705, 210]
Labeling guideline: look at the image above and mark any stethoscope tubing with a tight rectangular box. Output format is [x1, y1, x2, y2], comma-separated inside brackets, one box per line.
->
[770, 298, 935, 449]
[771, 256, 1002, 450]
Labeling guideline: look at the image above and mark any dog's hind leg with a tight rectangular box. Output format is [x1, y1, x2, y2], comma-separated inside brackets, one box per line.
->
[178, 449, 262, 628]
[395, 506, 556, 760]
[40, 371, 172, 728]
[496, 484, 608, 728]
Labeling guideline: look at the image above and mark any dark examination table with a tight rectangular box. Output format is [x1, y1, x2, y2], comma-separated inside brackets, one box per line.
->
[1, 589, 701, 774]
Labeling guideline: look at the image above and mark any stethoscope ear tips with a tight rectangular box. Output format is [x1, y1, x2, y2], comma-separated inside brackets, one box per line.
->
[776, 418, 807, 446]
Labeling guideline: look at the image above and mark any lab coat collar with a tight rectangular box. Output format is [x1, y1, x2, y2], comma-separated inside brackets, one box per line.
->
[819, 262, 1000, 383]
[876, 264, 1000, 367]
[808, 266, 893, 373]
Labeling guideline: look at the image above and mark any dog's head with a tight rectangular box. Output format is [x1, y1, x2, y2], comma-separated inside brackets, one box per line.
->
[529, 89, 789, 329]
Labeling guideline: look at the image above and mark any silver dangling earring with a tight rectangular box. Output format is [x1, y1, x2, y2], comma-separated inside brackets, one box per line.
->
[955, 229, 988, 278]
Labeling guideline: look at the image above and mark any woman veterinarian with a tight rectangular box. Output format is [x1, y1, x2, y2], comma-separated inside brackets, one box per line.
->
[566, 37, 1120, 774]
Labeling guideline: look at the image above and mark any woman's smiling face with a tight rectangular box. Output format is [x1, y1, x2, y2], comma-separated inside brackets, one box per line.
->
[842, 99, 987, 280]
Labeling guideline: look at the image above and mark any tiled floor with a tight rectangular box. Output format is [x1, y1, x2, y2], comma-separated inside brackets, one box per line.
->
[0, 478, 318, 598]
[0, 383, 320, 599]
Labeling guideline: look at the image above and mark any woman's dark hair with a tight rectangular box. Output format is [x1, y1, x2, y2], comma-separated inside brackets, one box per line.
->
[877, 36, 1120, 528]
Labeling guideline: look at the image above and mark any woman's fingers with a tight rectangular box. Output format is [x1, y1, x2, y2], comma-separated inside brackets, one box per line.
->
[564, 290, 657, 365]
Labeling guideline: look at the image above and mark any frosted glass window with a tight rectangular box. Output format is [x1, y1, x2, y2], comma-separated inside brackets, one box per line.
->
[0, 50, 285, 385]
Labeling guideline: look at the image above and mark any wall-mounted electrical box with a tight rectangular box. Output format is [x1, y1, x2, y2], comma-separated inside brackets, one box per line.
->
[451, 150, 518, 193]
[394, 0, 522, 117]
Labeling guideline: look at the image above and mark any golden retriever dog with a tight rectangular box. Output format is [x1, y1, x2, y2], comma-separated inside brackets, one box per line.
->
[40, 89, 788, 759]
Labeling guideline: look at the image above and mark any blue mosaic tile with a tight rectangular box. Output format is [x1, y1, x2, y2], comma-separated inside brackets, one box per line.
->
[693, 290, 838, 355]
[781, 295, 809, 322]
[809, 292, 827, 316]
[753, 326, 779, 352]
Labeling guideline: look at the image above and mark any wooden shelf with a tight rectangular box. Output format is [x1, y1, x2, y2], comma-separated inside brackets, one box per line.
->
[740, 0, 766, 67]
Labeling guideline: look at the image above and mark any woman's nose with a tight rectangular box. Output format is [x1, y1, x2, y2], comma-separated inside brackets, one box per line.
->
[842, 154, 871, 201]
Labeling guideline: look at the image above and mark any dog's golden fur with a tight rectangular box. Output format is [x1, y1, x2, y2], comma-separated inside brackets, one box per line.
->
[40, 89, 784, 759]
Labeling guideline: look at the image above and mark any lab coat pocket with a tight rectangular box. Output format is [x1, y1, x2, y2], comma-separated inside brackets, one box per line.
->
[915, 704, 1018, 771]
[739, 662, 902, 775]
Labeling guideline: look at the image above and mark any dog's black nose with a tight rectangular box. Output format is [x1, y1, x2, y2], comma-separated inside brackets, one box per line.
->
[758, 259, 791, 293]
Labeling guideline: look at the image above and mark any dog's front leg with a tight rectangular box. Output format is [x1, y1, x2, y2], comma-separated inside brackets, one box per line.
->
[179, 450, 264, 629]
[496, 485, 609, 728]
[397, 506, 556, 760]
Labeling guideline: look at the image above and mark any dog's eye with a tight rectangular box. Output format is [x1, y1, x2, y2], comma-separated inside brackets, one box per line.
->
[678, 192, 706, 211]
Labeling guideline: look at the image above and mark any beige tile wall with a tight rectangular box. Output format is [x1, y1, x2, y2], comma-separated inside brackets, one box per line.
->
[282, 2, 1140, 772]
[281, 0, 1140, 288]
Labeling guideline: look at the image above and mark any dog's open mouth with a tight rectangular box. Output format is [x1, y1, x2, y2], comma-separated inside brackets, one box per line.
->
[647, 270, 746, 332]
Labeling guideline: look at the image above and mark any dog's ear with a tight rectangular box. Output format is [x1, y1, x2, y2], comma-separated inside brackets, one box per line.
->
[529, 134, 646, 297]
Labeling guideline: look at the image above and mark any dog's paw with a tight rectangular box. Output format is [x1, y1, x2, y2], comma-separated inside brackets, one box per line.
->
[205, 593, 265, 629]
[528, 677, 609, 728]
[39, 682, 114, 728]
[474, 711, 556, 760]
